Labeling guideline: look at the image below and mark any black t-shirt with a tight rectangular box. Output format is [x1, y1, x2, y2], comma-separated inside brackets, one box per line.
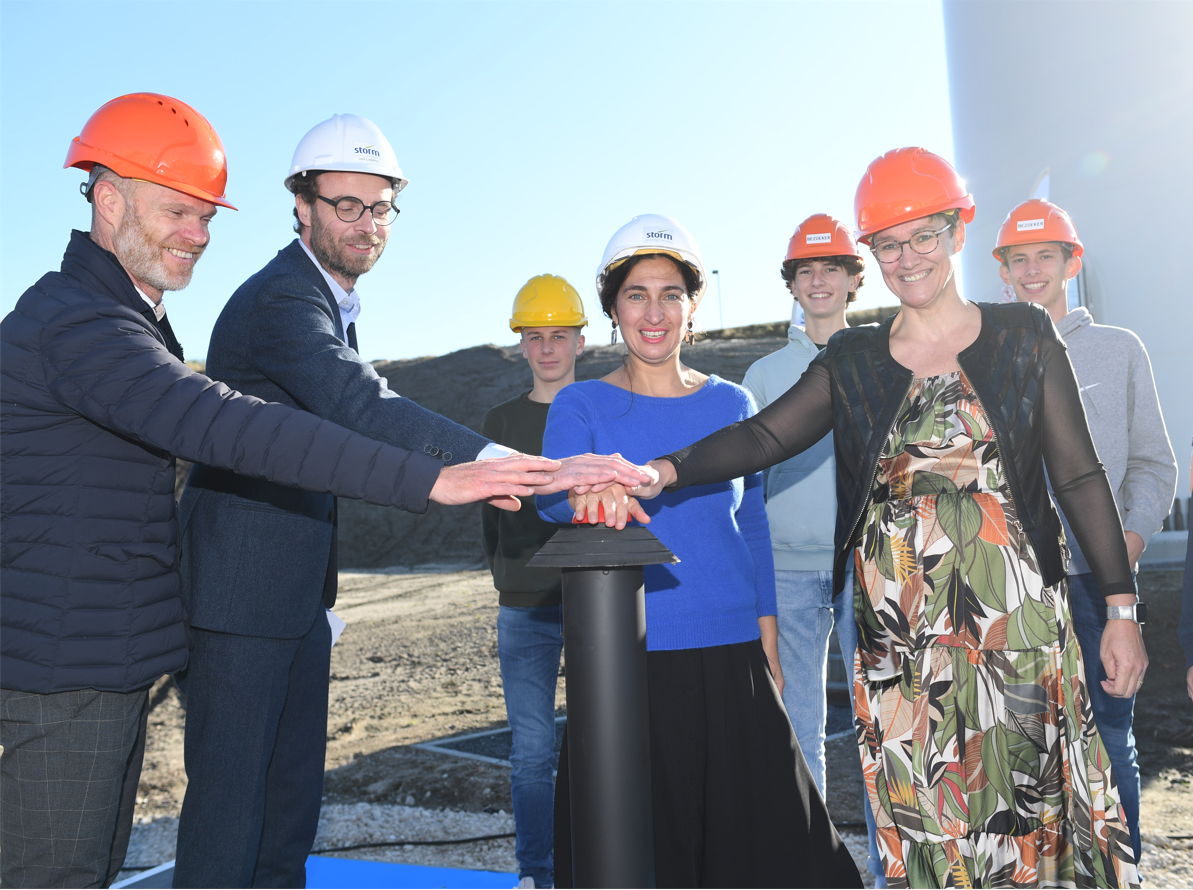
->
[480, 392, 564, 607]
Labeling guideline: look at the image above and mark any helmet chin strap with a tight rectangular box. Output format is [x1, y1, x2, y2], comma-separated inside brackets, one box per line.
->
[80, 168, 105, 202]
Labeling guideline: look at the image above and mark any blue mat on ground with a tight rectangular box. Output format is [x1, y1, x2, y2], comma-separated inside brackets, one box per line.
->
[115, 858, 516, 889]
[307, 855, 515, 888]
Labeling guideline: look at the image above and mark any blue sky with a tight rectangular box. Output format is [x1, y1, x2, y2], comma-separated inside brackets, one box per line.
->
[1, 0, 952, 362]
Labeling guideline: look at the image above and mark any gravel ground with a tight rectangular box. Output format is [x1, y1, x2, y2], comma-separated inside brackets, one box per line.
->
[120, 805, 519, 876]
[120, 566, 1191, 887]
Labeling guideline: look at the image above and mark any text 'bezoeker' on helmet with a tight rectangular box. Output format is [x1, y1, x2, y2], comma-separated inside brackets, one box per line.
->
[785, 214, 862, 263]
[597, 213, 706, 303]
[286, 113, 408, 194]
[854, 147, 974, 244]
[993, 198, 1084, 270]
[510, 275, 588, 332]
[65, 92, 236, 209]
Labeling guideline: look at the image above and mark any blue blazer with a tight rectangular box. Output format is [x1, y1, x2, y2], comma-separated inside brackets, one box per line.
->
[179, 240, 489, 639]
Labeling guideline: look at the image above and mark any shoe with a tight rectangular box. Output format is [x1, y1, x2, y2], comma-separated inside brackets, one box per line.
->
[515, 878, 536, 889]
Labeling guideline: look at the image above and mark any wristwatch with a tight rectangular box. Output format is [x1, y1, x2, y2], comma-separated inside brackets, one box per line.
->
[1106, 602, 1147, 624]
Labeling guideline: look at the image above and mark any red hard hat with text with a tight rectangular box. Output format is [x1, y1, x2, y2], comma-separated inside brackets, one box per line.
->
[785, 213, 861, 262]
[993, 198, 1084, 261]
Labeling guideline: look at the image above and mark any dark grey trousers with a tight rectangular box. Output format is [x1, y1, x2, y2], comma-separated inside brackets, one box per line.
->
[1, 687, 149, 889]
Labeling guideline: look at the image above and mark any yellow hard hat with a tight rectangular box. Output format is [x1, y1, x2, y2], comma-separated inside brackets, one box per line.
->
[510, 274, 588, 332]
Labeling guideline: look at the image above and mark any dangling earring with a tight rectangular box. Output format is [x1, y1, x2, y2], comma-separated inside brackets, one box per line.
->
[686, 318, 694, 344]
[610, 321, 618, 345]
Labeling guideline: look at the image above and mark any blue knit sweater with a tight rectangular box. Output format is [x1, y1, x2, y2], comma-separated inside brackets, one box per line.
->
[538, 376, 776, 651]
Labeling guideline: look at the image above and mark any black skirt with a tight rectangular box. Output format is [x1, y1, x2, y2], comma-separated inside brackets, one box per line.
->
[555, 638, 862, 888]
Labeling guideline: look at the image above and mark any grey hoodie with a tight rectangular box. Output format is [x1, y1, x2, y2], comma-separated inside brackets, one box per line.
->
[1055, 307, 1177, 572]
[742, 307, 836, 571]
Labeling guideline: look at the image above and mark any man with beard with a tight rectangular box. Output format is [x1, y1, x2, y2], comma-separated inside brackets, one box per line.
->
[172, 114, 647, 887]
[0, 95, 618, 890]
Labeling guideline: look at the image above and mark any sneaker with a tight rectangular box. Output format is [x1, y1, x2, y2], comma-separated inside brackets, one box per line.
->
[515, 874, 553, 888]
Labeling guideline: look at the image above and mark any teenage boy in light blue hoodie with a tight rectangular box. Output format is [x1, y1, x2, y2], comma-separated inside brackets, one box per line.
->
[743, 214, 883, 885]
[743, 213, 861, 790]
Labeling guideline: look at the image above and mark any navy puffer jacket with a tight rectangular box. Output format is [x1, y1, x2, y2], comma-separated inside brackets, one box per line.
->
[1, 231, 441, 693]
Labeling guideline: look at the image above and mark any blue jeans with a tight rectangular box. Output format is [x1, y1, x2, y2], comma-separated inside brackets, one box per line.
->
[498, 604, 564, 886]
[1067, 572, 1141, 863]
[775, 568, 883, 885]
[775, 569, 856, 794]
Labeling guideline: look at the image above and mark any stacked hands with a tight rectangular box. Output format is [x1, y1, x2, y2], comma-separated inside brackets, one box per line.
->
[428, 452, 662, 512]
[428, 451, 676, 522]
[565, 458, 677, 527]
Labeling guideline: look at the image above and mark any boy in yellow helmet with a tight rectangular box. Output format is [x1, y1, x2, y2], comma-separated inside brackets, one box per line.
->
[482, 275, 587, 889]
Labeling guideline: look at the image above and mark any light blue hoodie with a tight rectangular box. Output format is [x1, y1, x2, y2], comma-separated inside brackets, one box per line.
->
[742, 306, 837, 572]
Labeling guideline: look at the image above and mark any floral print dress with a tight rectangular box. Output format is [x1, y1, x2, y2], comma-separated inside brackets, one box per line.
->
[853, 371, 1138, 889]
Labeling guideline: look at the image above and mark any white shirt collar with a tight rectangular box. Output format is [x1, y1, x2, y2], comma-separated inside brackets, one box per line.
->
[137, 289, 166, 322]
[298, 238, 361, 328]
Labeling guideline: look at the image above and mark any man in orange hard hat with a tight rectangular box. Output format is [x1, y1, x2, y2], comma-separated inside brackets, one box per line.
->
[995, 198, 1177, 863]
[0, 94, 646, 890]
[171, 116, 651, 888]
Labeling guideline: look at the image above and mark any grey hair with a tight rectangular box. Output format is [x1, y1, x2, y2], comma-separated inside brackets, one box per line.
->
[81, 165, 135, 204]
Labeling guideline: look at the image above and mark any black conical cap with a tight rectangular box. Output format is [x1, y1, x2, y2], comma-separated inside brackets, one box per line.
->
[527, 524, 678, 569]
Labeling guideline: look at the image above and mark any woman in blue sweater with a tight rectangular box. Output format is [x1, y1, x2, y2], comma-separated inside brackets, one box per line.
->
[539, 214, 859, 888]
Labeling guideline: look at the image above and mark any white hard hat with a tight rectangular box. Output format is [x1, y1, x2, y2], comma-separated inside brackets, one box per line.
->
[285, 113, 408, 193]
[596, 213, 706, 302]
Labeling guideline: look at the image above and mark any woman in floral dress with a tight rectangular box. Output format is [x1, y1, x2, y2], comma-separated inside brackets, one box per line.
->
[617, 148, 1144, 888]
[854, 370, 1133, 886]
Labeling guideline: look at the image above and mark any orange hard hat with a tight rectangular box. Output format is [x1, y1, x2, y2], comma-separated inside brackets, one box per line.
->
[993, 199, 1084, 264]
[785, 213, 862, 263]
[64, 93, 236, 209]
[854, 147, 973, 244]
